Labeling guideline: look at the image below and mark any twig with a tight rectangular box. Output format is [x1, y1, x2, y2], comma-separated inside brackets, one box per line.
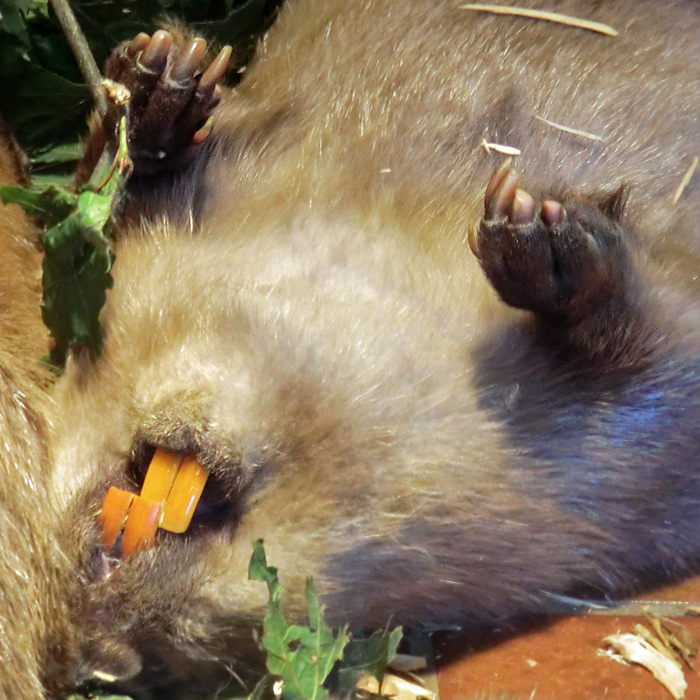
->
[49, 0, 107, 116]
[459, 4, 618, 37]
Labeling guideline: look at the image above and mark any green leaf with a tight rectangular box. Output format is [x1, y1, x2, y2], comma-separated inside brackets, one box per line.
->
[332, 627, 403, 696]
[0, 0, 31, 45]
[249, 541, 350, 700]
[30, 173, 75, 190]
[1, 152, 121, 371]
[0, 60, 89, 150]
[35, 116, 130, 370]
[41, 212, 114, 368]
[0, 185, 75, 223]
[75, 190, 114, 238]
[249, 539, 282, 595]
[31, 141, 83, 164]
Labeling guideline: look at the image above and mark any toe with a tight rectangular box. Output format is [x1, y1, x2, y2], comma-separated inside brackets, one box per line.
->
[140, 30, 173, 72]
[541, 200, 566, 226]
[171, 38, 208, 83]
[511, 189, 536, 224]
[128, 33, 150, 57]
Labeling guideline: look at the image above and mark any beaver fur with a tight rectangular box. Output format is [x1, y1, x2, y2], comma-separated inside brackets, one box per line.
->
[0, 120, 68, 699]
[44, 0, 700, 696]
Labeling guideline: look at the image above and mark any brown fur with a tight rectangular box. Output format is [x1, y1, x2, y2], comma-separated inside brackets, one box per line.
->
[0, 122, 70, 698]
[46, 0, 700, 697]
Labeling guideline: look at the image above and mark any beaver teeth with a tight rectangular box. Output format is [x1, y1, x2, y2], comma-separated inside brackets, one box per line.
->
[98, 448, 209, 557]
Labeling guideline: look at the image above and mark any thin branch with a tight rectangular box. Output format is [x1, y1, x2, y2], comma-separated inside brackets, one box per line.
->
[49, 0, 108, 115]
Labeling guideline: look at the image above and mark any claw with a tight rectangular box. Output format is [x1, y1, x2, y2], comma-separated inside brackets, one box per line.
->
[171, 38, 207, 82]
[140, 30, 173, 72]
[192, 116, 214, 144]
[484, 157, 513, 207]
[200, 45, 232, 89]
[129, 33, 150, 56]
[486, 168, 520, 220]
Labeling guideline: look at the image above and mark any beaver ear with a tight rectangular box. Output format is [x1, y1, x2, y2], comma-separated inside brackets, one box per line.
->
[597, 184, 629, 222]
[79, 636, 142, 687]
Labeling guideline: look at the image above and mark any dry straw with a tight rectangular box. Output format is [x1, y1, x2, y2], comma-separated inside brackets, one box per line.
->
[460, 4, 618, 37]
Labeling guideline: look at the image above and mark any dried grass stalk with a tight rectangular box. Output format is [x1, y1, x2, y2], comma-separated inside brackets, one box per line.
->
[672, 157, 698, 205]
[535, 115, 604, 142]
[460, 4, 618, 37]
[604, 633, 687, 700]
[482, 139, 521, 156]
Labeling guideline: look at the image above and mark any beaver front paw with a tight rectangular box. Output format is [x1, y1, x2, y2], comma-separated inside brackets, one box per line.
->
[103, 30, 231, 176]
[471, 162, 632, 323]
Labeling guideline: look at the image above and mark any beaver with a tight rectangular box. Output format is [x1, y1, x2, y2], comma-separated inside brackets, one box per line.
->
[0, 121, 69, 699]
[46, 0, 700, 696]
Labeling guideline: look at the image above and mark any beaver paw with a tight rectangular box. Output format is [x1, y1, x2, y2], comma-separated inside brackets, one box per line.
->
[103, 30, 231, 175]
[470, 162, 631, 321]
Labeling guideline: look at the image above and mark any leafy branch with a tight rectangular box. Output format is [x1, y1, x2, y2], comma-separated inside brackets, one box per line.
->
[0, 113, 131, 369]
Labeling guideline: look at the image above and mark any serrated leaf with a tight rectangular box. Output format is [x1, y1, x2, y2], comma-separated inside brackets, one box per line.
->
[249, 541, 350, 700]
[0, 184, 75, 223]
[36, 117, 129, 370]
[41, 213, 114, 368]
[332, 627, 404, 695]
[75, 190, 113, 238]
[249, 539, 283, 599]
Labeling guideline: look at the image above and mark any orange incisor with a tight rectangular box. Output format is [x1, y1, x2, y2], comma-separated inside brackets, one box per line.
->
[99, 448, 209, 558]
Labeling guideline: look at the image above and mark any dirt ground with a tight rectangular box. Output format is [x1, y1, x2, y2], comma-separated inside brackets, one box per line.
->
[436, 577, 700, 700]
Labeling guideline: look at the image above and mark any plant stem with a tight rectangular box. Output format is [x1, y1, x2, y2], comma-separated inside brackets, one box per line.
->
[49, 0, 108, 116]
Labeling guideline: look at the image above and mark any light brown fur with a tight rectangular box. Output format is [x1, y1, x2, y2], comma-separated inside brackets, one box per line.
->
[45, 0, 700, 697]
[0, 121, 69, 698]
